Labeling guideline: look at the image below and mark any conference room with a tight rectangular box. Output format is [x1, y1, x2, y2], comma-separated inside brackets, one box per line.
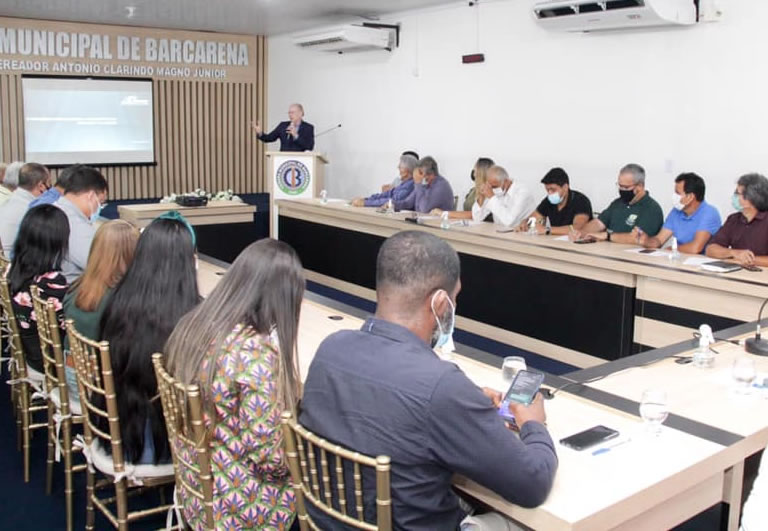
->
[1, 0, 768, 530]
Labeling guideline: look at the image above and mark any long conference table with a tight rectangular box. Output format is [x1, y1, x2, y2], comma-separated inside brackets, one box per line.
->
[274, 199, 768, 370]
[198, 257, 767, 531]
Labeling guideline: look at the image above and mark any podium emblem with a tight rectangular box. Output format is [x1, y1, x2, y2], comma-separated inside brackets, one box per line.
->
[276, 160, 310, 196]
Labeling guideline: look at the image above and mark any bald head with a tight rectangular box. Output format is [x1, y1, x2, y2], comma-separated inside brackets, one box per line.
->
[376, 231, 460, 312]
[288, 103, 304, 124]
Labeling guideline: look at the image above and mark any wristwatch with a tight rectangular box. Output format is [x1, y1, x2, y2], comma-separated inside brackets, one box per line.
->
[606, 229, 613, 242]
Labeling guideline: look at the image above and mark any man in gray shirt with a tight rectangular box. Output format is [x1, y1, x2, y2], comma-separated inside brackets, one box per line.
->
[399, 156, 455, 213]
[0, 163, 50, 257]
[53, 165, 108, 283]
[300, 230, 558, 530]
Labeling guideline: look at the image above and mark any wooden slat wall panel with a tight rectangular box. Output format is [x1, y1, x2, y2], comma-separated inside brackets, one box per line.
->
[0, 36, 267, 200]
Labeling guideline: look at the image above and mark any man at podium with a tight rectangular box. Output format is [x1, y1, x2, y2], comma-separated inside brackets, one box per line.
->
[252, 103, 315, 152]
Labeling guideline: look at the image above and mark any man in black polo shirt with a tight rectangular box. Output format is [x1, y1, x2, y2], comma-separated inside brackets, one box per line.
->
[574, 163, 663, 243]
[707, 173, 768, 267]
[525, 167, 593, 235]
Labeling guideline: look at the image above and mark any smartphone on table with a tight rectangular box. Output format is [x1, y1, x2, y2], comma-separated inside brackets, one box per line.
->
[559, 425, 619, 451]
[498, 370, 544, 424]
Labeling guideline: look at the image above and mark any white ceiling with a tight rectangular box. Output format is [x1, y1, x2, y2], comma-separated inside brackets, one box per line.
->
[0, 0, 457, 36]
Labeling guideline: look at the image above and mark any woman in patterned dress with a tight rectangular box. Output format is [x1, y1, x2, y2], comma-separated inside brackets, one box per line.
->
[9, 204, 70, 373]
[165, 239, 304, 530]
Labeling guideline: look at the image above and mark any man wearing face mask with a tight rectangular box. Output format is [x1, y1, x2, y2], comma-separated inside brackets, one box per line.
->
[472, 165, 537, 228]
[574, 163, 663, 243]
[707, 173, 768, 267]
[0, 162, 50, 258]
[636, 172, 721, 254]
[525, 167, 593, 235]
[399, 156, 455, 213]
[53, 165, 109, 283]
[300, 231, 557, 531]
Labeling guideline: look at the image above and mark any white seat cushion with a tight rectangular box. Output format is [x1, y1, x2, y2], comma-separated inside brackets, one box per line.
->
[89, 441, 175, 480]
[26, 364, 44, 383]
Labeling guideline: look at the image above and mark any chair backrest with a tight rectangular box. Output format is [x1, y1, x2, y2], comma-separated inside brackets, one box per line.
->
[280, 411, 392, 531]
[152, 353, 214, 530]
[0, 276, 31, 380]
[66, 319, 126, 473]
[30, 285, 72, 413]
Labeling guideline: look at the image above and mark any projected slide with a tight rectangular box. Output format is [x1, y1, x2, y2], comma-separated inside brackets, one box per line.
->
[23, 77, 154, 165]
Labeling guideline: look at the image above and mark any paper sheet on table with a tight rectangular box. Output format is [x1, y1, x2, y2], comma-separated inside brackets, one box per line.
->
[624, 248, 668, 257]
[553, 235, 570, 241]
[683, 256, 715, 266]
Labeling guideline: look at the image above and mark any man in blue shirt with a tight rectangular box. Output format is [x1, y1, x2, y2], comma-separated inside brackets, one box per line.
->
[28, 164, 77, 209]
[300, 230, 558, 530]
[350, 153, 417, 209]
[637, 172, 721, 254]
[398, 156, 455, 213]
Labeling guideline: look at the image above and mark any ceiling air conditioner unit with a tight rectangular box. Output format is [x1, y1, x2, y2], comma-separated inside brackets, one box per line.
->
[532, 0, 697, 32]
[294, 25, 394, 53]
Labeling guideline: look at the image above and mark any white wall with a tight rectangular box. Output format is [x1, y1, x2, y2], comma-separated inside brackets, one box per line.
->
[267, 0, 768, 217]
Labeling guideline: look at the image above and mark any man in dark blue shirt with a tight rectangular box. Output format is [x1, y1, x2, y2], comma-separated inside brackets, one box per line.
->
[300, 230, 558, 530]
[253, 103, 315, 151]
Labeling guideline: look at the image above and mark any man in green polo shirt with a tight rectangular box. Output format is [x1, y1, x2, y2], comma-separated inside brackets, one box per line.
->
[574, 163, 663, 244]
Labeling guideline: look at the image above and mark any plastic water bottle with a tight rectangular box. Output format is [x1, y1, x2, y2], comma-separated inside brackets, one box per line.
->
[669, 236, 681, 262]
[319, 189, 328, 204]
[440, 211, 450, 230]
[693, 324, 715, 368]
[527, 217, 537, 236]
[385, 198, 394, 214]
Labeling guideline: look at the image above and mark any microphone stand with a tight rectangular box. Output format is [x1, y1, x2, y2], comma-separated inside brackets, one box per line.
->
[745, 297, 768, 356]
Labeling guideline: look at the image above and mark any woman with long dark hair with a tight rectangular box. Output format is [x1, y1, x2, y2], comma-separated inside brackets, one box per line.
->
[100, 213, 199, 464]
[165, 239, 304, 530]
[9, 204, 70, 372]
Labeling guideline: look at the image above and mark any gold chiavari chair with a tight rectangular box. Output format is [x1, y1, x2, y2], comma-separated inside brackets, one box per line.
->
[281, 411, 392, 531]
[30, 285, 86, 531]
[67, 320, 176, 530]
[0, 253, 18, 416]
[0, 276, 47, 482]
[152, 353, 215, 530]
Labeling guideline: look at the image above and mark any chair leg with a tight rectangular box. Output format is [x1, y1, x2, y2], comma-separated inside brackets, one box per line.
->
[85, 467, 95, 531]
[15, 390, 22, 452]
[45, 403, 55, 495]
[21, 384, 31, 483]
[115, 479, 129, 531]
[63, 419, 74, 531]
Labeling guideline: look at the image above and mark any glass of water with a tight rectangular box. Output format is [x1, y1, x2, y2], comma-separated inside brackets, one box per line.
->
[639, 389, 668, 436]
[502, 356, 527, 386]
[732, 357, 757, 394]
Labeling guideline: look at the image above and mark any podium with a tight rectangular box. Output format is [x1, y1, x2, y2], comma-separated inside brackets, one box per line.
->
[267, 151, 327, 237]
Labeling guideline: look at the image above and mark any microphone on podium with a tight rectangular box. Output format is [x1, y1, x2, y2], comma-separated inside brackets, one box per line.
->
[314, 123, 342, 138]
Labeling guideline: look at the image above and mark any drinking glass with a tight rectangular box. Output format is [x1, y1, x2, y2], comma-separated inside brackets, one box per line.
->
[502, 356, 527, 386]
[639, 389, 668, 436]
[732, 357, 757, 394]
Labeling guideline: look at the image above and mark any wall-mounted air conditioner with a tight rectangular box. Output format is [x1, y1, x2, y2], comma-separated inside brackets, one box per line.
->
[293, 25, 396, 53]
[532, 0, 697, 32]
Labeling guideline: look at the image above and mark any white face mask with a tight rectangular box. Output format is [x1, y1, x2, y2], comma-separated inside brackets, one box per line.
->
[672, 193, 686, 211]
[492, 187, 504, 198]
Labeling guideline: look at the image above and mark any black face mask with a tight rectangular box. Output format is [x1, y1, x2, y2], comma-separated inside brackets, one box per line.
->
[619, 189, 635, 204]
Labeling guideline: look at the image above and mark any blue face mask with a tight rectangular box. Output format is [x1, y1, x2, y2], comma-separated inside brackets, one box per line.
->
[430, 290, 455, 349]
[90, 195, 104, 223]
[547, 192, 562, 205]
[732, 193, 744, 212]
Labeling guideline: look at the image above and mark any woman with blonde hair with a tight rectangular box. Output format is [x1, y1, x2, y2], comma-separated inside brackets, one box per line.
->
[165, 238, 304, 530]
[431, 157, 495, 219]
[64, 219, 140, 339]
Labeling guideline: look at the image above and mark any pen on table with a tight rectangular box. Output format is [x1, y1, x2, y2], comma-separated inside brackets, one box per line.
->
[592, 437, 631, 456]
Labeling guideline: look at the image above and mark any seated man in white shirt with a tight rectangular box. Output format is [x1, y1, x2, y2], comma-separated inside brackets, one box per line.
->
[472, 165, 537, 228]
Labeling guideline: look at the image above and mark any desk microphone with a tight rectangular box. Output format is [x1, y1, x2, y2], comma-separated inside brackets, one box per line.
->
[745, 297, 768, 356]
